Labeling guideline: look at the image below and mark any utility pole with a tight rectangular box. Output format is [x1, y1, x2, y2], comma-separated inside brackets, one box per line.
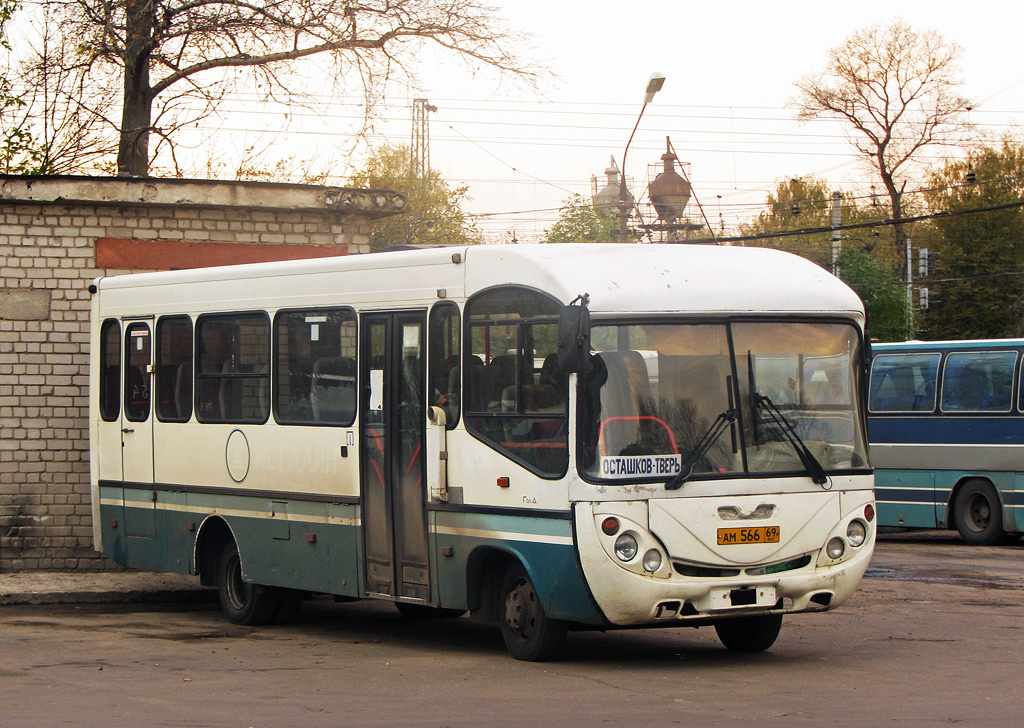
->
[411, 99, 437, 183]
[831, 191, 842, 276]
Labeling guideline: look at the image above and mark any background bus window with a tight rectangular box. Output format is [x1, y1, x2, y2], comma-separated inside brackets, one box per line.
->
[941, 350, 1017, 413]
[428, 302, 460, 428]
[868, 353, 940, 413]
[465, 287, 567, 476]
[99, 319, 121, 421]
[196, 313, 270, 423]
[156, 316, 193, 422]
[274, 308, 357, 425]
[124, 323, 151, 422]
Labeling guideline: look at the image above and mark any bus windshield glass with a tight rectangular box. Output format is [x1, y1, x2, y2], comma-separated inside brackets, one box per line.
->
[579, 321, 869, 483]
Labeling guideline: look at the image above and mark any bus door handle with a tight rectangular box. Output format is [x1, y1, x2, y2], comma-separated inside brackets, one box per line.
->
[122, 428, 135, 434]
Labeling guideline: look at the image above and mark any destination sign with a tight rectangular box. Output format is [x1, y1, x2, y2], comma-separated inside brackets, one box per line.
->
[600, 454, 682, 479]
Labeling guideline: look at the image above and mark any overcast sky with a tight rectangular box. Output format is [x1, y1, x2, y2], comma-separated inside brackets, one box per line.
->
[177, 2, 1024, 241]
[398, 1, 1024, 241]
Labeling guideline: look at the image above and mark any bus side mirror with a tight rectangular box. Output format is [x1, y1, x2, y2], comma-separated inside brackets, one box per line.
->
[557, 300, 591, 373]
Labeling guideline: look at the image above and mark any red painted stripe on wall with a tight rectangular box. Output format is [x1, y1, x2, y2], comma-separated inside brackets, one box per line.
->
[96, 237, 348, 271]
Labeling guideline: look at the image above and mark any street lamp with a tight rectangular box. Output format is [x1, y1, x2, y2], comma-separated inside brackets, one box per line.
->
[619, 72, 666, 242]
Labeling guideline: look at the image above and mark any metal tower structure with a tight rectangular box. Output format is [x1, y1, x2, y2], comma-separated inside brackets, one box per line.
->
[411, 99, 437, 182]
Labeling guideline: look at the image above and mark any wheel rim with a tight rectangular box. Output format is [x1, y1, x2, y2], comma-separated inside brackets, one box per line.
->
[965, 493, 991, 533]
[504, 576, 538, 642]
[224, 552, 250, 610]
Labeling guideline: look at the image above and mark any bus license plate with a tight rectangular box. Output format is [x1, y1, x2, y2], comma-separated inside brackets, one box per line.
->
[717, 526, 780, 545]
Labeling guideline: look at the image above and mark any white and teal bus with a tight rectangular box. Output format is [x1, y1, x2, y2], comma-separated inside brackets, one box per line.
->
[868, 338, 1024, 544]
[90, 244, 875, 660]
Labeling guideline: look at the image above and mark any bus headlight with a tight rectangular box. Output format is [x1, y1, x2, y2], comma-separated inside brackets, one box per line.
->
[614, 533, 638, 562]
[826, 537, 845, 559]
[642, 549, 663, 572]
[847, 520, 867, 547]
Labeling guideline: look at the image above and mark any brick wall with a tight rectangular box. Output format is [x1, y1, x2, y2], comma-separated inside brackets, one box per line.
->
[0, 176, 405, 571]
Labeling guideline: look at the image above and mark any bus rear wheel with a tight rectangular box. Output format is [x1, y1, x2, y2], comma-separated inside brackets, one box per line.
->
[217, 541, 280, 625]
[953, 480, 1004, 546]
[499, 563, 567, 661]
[714, 614, 783, 652]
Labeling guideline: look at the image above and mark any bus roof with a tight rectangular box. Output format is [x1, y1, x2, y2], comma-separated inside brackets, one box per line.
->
[94, 243, 864, 321]
[872, 338, 1024, 351]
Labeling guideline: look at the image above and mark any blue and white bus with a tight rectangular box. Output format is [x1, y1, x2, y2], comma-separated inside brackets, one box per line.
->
[868, 339, 1024, 544]
[90, 244, 875, 660]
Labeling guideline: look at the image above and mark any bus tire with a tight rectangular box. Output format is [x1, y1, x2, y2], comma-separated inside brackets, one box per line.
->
[395, 602, 466, 619]
[499, 563, 567, 662]
[714, 614, 783, 652]
[217, 541, 280, 625]
[953, 479, 1004, 546]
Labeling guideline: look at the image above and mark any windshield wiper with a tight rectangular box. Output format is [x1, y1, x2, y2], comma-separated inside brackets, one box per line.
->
[665, 409, 737, 490]
[752, 393, 828, 485]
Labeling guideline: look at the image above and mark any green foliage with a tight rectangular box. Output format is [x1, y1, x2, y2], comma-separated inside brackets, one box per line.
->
[836, 247, 914, 342]
[545, 194, 618, 243]
[920, 140, 1024, 339]
[740, 176, 912, 340]
[738, 177, 837, 266]
[348, 144, 480, 252]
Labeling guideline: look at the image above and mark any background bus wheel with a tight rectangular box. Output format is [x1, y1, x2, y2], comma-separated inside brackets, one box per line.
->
[217, 541, 279, 625]
[953, 480, 1004, 545]
[499, 563, 566, 661]
[395, 602, 466, 619]
[714, 614, 783, 652]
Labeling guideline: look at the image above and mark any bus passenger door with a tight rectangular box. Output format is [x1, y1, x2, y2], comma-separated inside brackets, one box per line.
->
[360, 312, 430, 601]
[121, 321, 156, 536]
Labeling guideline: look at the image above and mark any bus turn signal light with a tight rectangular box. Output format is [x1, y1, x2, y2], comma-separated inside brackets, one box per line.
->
[864, 503, 875, 521]
[601, 517, 620, 536]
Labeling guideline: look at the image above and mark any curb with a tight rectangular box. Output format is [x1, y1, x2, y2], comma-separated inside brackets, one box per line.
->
[0, 572, 218, 606]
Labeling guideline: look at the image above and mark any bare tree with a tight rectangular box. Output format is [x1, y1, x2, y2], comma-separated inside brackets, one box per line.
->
[8, 5, 122, 174]
[39, 0, 541, 177]
[792, 18, 969, 267]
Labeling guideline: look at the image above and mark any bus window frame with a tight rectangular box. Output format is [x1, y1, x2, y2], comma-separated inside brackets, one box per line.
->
[155, 314, 194, 423]
[429, 301, 461, 430]
[272, 306, 358, 427]
[939, 349, 1019, 415]
[194, 311, 272, 425]
[99, 318, 121, 422]
[123, 321, 152, 423]
[463, 285, 569, 479]
[867, 351, 942, 415]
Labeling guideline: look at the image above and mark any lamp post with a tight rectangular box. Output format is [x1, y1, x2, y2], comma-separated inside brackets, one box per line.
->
[618, 72, 666, 243]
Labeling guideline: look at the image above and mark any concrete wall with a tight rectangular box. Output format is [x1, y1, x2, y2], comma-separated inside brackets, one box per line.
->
[0, 176, 405, 571]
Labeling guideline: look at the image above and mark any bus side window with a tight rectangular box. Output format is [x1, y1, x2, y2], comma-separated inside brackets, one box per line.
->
[465, 286, 567, 477]
[274, 308, 357, 426]
[99, 319, 121, 422]
[124, 322, 152, 422]
[196, 313, 270, 423]
[428, 302, 460, 428]
[942, 351, 1017, 413]
[156, 315, 193, 422]
[869, 353, 939, 413]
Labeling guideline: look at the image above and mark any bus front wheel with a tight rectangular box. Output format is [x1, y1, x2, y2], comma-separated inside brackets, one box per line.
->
[953, 480, 1004, 546]
[499, 563, 567, 661]
[217, 541, 280, 625]
[714, 614, 783, 652]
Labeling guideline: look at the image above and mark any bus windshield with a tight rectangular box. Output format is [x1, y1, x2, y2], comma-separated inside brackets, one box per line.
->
[579, 320, 869, 483]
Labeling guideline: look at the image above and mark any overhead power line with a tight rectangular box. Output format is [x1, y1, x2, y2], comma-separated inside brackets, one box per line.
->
[700, 199, 1024, 245]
